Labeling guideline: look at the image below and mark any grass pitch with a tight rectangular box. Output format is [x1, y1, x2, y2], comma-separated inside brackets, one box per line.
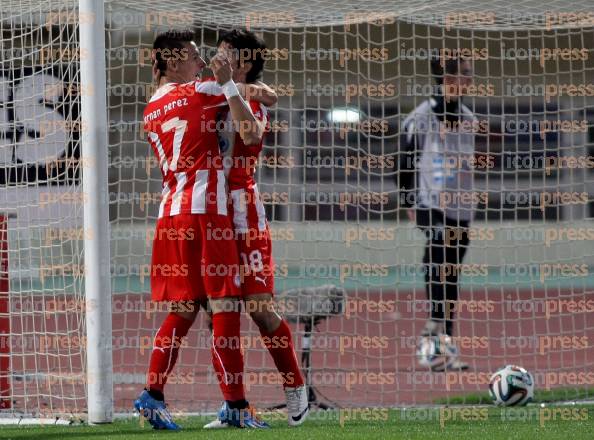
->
[1, 405, 593, 439]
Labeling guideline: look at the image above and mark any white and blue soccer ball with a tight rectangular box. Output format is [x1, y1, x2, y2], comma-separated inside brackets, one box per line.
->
[489, 365, 534, 406]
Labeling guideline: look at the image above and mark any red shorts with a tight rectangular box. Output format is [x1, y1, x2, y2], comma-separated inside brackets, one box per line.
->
[150, 214, 241, 302]
[236, 227, 274, 296]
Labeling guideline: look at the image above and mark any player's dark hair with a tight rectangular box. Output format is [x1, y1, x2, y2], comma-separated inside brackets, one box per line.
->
[152, 29, 195, 76]
[216, 29, 266, 83]
[430, 54, 466, 85]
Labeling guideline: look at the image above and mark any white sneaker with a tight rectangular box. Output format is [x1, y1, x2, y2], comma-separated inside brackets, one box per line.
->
[417, 333, 469, 372]
[444, 357, 469, 371]
[285, 385, 309, 426]
[204, 402, 229, 429]
[203, 419, 230, 429]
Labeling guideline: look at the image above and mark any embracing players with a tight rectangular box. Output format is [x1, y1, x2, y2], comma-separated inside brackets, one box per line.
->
[204, 29, 309, 428]
[135, 30, 274, 429]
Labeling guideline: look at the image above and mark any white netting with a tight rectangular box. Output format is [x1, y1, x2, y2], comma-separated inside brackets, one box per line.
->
[4, 0, 594, 29]
[0, 1, 86, 418]
[104, 5, 594, 411]
[0, 0, 593, 419]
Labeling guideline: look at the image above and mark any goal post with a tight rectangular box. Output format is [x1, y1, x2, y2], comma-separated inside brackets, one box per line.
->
[79, 0, 114, 424]
[0, 214, 10, 410]
[0, 0, 592, 423]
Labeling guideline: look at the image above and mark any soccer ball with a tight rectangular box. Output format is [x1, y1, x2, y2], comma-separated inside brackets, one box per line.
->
[416, 334, 459, 371]
[489, 365, 534, 406]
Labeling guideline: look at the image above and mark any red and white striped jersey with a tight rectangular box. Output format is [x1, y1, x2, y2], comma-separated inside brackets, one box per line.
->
[143, 79, 229, 218]
[219, 100, 269, 233]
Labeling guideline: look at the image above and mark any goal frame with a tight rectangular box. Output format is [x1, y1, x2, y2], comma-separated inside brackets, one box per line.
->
[1, 0, 592, 424]
[79, 0, 114, 424]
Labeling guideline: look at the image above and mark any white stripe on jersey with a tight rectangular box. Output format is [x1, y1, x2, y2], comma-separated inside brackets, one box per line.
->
[216, 170, 227, 216]
[230, 184, 266, 233]
[170, 172, 187, 216]
[252, 184, 267, 231]
[149, 83, 176, 103]
[149, 131, 169, 175]
[230, 189, 248, 233]
[195, 80, 223, 96]
[191, 169, 209, 213]
[158, 182, 170, 218]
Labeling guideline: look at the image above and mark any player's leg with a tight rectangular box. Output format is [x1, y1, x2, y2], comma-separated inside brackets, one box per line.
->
[205, 228, 307, 428]
[209, 297, 246, 406]
[443, 222, 471, 337]
[205, 292, 308, 428]
[417, 207, 447, 336]
[438, 221, 470, 370]
[244, 293, 308, 426]
[204, 292, 308, 428]
[135, 302, 200, 430]
[135, 213, 206, 430]
[145, 302, 199, 401]
[416, 208, 468, 371]
[242, 230, 307, 425]
[208, 297, 269, 429]
[203, 215, 269, 428]
[242, 233, 305, 388]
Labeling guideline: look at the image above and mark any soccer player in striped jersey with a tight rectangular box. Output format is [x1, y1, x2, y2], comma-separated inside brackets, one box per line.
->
[134, 30, 275, 429]
[204, 29, 309, 428]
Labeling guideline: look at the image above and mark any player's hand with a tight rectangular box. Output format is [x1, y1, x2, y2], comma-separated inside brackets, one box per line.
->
[406, 209, 416, 222]
[210, 54, 233, 85]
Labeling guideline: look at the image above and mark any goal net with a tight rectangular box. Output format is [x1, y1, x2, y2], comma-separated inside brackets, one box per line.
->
[0, 0, 593, 421]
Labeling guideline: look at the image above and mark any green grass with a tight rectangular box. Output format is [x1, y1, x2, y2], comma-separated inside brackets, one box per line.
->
[433, 387, 594, 405]
[1, 406, 593, 440]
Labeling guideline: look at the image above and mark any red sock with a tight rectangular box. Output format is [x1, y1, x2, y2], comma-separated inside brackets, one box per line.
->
[146, 312, 193, 394]
[261, 320, 304, 388]
[211, 311, 245, 402]
[210, 342, 228, 400]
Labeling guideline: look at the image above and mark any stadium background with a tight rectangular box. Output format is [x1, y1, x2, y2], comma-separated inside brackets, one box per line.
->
[0, 2, 593, 416]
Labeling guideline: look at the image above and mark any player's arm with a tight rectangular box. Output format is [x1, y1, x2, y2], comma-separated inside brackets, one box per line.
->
[240, 81, 278, 107]
[211, 55, 264, 146]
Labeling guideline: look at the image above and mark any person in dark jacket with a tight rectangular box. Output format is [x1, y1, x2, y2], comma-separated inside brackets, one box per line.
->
[398, 54, 477, 371]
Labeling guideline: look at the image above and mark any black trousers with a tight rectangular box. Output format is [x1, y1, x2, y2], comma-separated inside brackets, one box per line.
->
[416, 206, 470, 336]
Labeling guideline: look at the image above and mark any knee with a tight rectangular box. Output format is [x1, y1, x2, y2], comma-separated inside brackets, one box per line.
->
[172, 302, 200, 323]
[204, 312, 213, 332]
[173, 310, 198, 323]
[250, 310, 281, 334]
